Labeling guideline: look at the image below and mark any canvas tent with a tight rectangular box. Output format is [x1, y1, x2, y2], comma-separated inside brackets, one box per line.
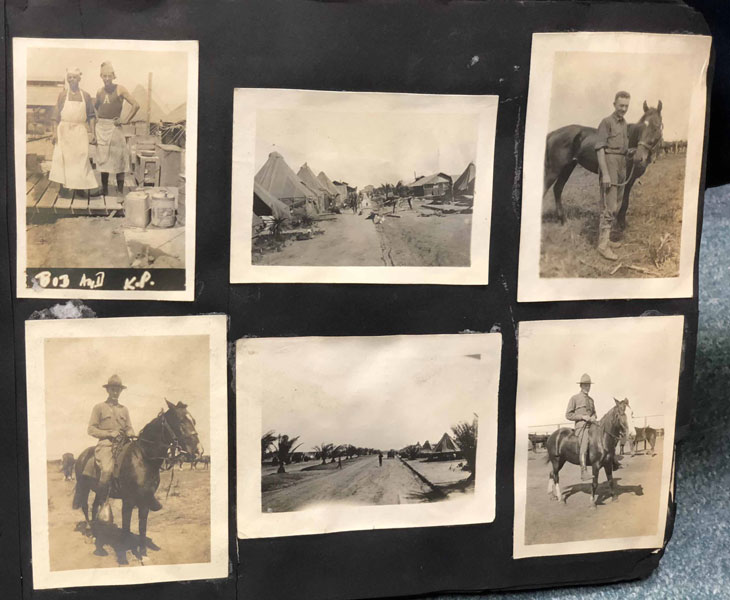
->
[431, 432, 462, 458]
[253, 181, 291, 220]
[297, 163, 330, 212]
[453, 162, 476, 201]
[255, 152, 319, 215]
[317, 171, 344, 208]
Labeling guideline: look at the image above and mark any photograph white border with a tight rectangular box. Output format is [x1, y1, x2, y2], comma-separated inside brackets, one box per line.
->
[513, 315, 683, 558]
[230, 88, 497, 285]
[236, 333, 501, 538]
[517, 33, 711, 302]
[25, 315, 228, 589]
[13, 37, 199, 301]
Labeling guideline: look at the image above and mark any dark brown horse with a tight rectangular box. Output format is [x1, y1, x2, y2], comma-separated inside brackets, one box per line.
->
[72, 400, 203, 561]
[61, 452, 75, 481]
[546, 398, 631, 507]
[544, 101, 664, 229]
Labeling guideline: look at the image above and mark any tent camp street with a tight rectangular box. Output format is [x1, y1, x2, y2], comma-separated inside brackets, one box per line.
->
[253, 198, 472, 267]
[261, 454, 471, 513]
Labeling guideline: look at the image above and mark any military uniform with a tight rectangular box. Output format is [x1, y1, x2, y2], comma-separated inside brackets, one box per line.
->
[87, 376, 134, 491]
[594, 112, 629, 235]
[565, 389, 597, 467]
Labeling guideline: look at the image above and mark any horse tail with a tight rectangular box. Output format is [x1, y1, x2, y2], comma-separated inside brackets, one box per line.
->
[72, 481, 85, 510]
[570, 130, 585, 161]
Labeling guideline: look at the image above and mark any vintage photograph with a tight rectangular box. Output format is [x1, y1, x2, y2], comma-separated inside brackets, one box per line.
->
[518, 33, 711, 301]
[25, 316, 228, 589]
[513, 316, 684, 558]
[237, 334, 501, 538]
[230, 89, 497, 285]
[14, 38, 198, 300]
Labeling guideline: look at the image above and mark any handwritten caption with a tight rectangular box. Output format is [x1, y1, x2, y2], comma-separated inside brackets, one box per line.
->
[32, 270, 156, 291]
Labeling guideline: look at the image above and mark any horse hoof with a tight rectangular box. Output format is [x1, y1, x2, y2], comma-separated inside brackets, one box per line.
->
[93, 548, 108, 557]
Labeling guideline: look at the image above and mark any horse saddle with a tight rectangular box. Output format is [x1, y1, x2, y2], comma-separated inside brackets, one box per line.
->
[80, 440, 134, 483]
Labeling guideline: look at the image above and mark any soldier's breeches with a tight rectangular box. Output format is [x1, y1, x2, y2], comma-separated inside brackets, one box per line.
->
[94, 444, 114, 485]
[599, 154, 626, 231]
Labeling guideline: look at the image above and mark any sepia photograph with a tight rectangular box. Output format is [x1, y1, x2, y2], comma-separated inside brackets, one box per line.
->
[237, 334, 501, 538]
[230, 89, 497, 285]
[25, 316, 228, 589]
[513, 316, 683, 558]
[518, 33, 711, 302]
[14, 38, 198, 300]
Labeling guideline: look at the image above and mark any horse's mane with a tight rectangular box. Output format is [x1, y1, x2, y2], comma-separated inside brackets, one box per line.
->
[599, 404, 620, 430]
[138, 411, 165, 440]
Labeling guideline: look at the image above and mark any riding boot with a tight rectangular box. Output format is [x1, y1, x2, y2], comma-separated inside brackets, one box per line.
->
[149, 495, 163, 512]
[597, 227, 618, 261]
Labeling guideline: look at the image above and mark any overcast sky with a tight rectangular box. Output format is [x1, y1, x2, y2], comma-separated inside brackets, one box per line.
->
[257, 336, 499, 452]
[518, 320, 679, 432]
[44, 335, 210, 460]
[27, 46, 189, 113]
[254, 108, 477, 188]
[548, 51, 696, 140]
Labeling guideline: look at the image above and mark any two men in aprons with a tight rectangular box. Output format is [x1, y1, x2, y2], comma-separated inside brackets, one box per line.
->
[49, 62, 139, 197]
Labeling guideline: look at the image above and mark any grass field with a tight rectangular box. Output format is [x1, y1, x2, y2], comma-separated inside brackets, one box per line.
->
[540, 154, 686, 278]
[46, 461, 211, 570]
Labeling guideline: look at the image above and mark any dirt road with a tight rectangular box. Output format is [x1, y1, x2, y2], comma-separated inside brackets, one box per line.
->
[262, 456, 435, 512]
[256, 212, 385, 266]
[46, 462, 210, 570]
[523, 442, 664, 546]
[255, 200, 471, 267]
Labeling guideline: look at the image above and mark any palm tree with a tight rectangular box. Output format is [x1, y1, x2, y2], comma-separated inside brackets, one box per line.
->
[273, 434, 301, 474]
[261, 430, 277, 461]
[451, 415, 478, 478]
[313, 443, 334, 465]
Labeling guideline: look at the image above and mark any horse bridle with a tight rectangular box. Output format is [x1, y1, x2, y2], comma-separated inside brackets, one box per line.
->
[136, 411, 186, 464]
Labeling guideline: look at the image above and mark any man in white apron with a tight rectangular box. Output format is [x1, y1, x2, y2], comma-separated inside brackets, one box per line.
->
[49, 68, 98, 193]
[94, 62, 139, 197]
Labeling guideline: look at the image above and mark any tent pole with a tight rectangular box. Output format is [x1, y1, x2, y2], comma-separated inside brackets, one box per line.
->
[147, 72, 152, 134]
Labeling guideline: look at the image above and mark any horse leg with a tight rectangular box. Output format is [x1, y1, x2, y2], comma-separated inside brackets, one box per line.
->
[553, 161, 577, 224]
[555, 457, 566, 503]
[590, 464, 599, 508]
[122, 500, 133, 533]
[605, 461, 617, 502]
[137, 506, 150, 558]
[616, 178, 636, 231]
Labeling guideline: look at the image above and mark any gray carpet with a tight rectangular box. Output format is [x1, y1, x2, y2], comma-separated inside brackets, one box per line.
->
[439, 184, 730, 599]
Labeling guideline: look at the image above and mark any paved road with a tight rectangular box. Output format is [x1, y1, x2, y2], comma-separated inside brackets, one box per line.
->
[263, 456, 433, 512]
[258, 212, 385, 266]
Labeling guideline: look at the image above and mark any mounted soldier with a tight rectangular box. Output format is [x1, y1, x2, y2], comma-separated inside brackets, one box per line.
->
[87, 374, 162, 517]
[565, 373, 598, 481]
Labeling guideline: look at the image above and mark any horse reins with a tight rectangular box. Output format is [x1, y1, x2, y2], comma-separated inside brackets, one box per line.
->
[135, 411, 184, 462]
[607, 136, 663, 188]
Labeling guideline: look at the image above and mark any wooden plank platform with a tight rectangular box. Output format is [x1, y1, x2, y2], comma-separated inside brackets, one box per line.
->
[26, 173, 126, 217]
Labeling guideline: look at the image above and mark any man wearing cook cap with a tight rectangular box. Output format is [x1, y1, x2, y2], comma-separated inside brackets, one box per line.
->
[94, 61, 139, 197]
[566, 373, 598, 481]
[87, 374, 136, 510]
[49, 67, 98, 194]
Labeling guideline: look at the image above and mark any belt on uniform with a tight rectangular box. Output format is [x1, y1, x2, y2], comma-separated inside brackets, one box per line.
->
[604, 150, 627, 155]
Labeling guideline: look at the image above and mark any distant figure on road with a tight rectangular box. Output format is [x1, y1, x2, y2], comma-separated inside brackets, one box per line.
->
[337, 456, 342, 469]
[378, 452, 383, 467]
[406, 196, 413, 210]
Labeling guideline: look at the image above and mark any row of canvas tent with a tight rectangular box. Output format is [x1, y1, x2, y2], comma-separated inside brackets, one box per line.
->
[402, 432, 463, 460]
[253, 151, 351, 223]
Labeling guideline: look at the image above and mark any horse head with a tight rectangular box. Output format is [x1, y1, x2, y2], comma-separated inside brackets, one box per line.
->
[164, 399, 204, 458]
[612, 397, 632, 440]
[634, 100, 664, 169]
[622, 397, 638, 439]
